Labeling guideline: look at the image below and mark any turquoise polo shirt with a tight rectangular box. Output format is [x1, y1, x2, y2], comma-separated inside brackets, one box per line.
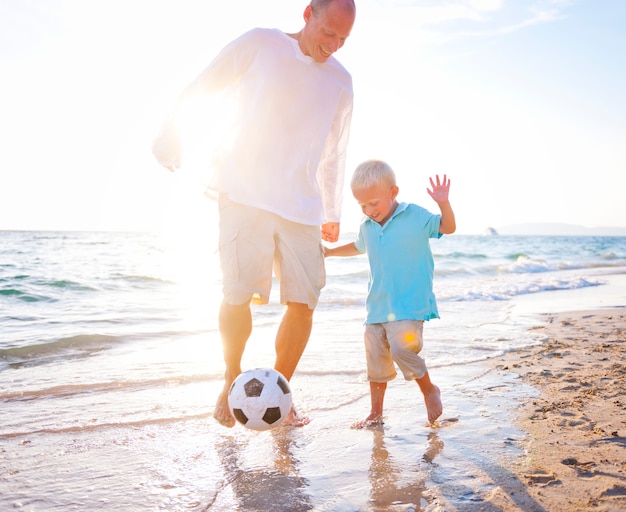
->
[354, 202, 442, 324]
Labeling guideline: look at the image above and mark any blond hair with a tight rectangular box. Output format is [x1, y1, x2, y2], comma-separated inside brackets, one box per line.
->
[350, 159, 396, 190]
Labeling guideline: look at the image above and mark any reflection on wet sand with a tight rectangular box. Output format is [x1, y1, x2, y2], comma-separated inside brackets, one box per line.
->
[367, 428, 444, 511]
[213, 429, 312, 512]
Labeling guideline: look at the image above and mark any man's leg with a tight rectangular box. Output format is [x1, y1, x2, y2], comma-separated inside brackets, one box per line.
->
[214, 300, 252, 427]
[274, 302, 313, 426]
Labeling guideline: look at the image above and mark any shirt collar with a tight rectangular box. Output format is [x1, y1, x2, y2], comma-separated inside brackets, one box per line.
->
[364, 202, 408, 228]
[282, 31, 314, 64]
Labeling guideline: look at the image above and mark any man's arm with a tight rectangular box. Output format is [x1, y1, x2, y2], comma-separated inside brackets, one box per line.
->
[152, 31, 250, 172]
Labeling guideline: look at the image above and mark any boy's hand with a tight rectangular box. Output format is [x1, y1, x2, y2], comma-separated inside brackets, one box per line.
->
[427, 174, 451, 204]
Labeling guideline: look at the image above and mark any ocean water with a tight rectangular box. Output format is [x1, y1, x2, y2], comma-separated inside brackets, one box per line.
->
[1, 230, 625, 511]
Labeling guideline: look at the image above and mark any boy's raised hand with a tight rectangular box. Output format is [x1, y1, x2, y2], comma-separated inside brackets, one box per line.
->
[427, 174, 451, 204]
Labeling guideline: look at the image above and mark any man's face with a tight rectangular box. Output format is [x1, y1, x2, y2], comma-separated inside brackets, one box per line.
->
[300, 1, 355, 63]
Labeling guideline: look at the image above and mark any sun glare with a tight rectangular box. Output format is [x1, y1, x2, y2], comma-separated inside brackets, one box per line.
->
[175, 93, 237, 185]
[145, 92, 239, 328]
[156, 208, 222, 328]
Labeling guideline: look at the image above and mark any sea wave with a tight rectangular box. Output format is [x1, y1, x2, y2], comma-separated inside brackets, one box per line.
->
[435, 258, 626, 280]
[0, 288, 49, 303]
[0, 373, 217, 402]
[434, 250, 489, 260]
[0, 327, 218, 370]
[497, 255, 626, 274]
[0, 275, 97, 303]
[438, 276, 602, 302]
[0, 412, 214, 439]
[321, 271, 606, 305]
[0, 334, 121, 367]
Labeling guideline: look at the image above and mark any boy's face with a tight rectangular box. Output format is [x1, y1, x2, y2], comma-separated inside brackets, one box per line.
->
[352, 182, 399, 226]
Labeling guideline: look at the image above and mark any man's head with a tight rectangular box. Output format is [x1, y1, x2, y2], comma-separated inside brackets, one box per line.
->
[299, 0, 356, 63]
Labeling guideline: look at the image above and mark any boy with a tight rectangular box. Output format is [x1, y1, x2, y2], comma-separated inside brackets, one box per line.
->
[324, 159, 455, 427]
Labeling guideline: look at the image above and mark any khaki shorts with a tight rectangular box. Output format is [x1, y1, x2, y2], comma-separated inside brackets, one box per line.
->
[364, 320, 427, 382]
[218, 196, 325, 309]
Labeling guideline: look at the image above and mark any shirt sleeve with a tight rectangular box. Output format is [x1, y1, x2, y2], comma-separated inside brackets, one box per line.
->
[354, 218, 367, 253]
[317, 84, 353, 223]
[185, 29, 258, 95]
[152, 30, 256, 167]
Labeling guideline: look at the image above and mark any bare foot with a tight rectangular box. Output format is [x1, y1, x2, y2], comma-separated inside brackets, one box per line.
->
[351, 413, 384, 430]
[424, 385, 442, 425]
[213, 390, 236, 428]
[281, 406, 310, 427]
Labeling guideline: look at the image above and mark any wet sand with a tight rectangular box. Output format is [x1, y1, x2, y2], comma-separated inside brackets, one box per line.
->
[3, 307, 624, 511]
[482, 308, 626, 511]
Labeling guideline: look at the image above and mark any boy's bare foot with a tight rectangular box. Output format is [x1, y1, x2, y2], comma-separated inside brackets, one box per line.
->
[351, 413, 384, 430]
[282, 406, 310, 427]
[424, 385, 442, 425]
[213, 390, 236, 428]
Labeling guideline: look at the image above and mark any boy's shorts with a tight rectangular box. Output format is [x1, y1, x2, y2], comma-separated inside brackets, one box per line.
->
[218, 195, 325, 309]
[364, 320, 427, 382]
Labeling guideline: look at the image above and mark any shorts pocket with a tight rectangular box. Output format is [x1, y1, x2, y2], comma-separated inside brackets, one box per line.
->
[318, 242, 327, 289]
[219, 232, 239, 283]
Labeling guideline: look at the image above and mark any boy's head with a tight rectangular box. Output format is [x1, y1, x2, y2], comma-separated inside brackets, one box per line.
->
[351, 160, 399, 225]
[350, 159, 396, 189]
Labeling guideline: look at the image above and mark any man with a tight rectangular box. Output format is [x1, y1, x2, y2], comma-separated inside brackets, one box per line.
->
[152, 0, 356, 427]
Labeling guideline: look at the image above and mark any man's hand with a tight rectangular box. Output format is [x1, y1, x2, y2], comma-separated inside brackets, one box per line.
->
[321, 222, 340, 243]
[152, 125, 182, 172]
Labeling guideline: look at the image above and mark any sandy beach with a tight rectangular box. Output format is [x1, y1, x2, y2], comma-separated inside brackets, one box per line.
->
[2, 232, 625, 511]
[472, 307, 626, 512]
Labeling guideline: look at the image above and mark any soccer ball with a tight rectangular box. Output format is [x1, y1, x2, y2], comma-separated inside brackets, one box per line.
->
[228, 368, 292, 431]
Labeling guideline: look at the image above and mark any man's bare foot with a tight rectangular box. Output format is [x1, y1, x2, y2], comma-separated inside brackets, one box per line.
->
[424, 385, 442, 425]
[281, 406, 310, 427]
[213, 390, 236, 428]
[351, 413, 384, 430]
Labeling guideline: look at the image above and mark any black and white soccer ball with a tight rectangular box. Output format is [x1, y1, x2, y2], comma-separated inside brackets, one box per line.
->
[227, 368, 292, 431]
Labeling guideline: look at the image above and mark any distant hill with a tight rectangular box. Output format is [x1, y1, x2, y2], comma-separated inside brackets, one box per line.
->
[495, 223, 626, 236]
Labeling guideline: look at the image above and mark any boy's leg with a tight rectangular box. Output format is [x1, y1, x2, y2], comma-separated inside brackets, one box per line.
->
[416, 371, 442, 425]
[385, 320, 442, 425]
[354, 324, 396, 428]
[352, 381, 388, 429]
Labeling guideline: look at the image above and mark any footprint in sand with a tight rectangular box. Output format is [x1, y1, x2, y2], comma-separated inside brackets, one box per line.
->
[523, 469, 560, 486]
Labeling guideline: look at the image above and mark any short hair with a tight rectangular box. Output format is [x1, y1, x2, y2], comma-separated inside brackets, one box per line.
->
[350, 159, 397, 190]
[311, 0, 333, 9]
[310, 0, 356, 16]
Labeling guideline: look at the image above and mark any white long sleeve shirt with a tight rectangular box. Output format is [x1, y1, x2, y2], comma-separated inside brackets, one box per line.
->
[183, 28, 353, 226]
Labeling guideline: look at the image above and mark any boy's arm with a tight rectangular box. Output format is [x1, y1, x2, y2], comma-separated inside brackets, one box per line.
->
[437, 200, 456, 234]
[324, 242, 362, 257]
[427, 174, 456, 235]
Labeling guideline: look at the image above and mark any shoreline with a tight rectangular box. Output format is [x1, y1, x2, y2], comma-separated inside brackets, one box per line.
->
[486, 307, 626, 511]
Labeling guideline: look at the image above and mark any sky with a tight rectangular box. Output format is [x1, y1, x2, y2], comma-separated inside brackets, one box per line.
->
[0, 0, 625, 235]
